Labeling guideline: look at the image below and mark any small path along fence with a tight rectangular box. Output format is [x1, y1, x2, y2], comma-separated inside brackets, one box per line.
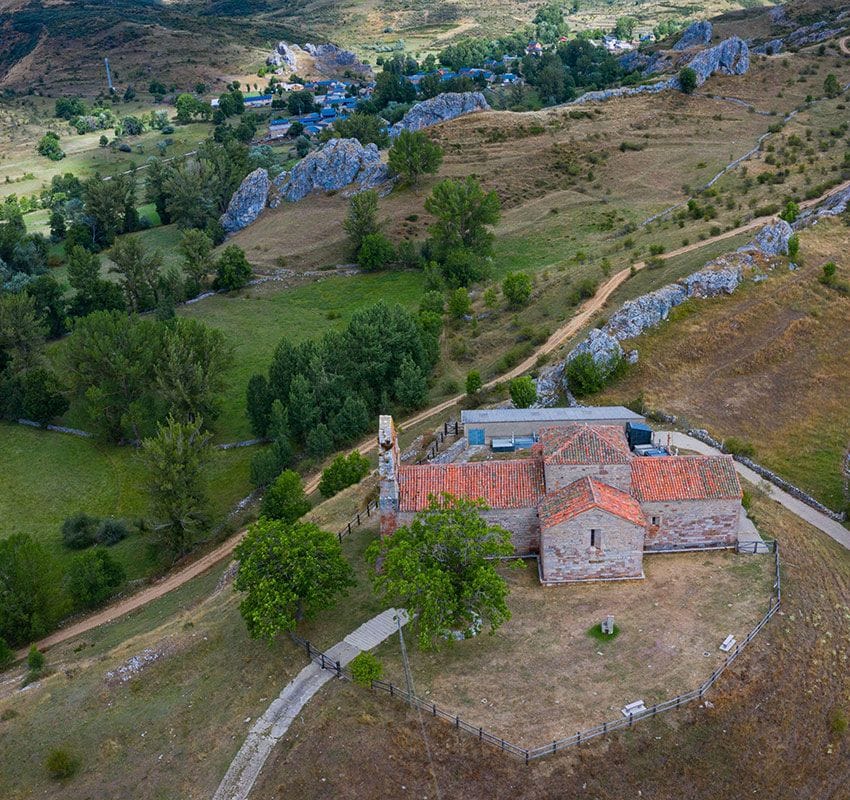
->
[293, 541, 782, 763]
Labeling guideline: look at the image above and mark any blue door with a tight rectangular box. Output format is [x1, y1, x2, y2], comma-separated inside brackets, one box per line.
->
[469, 428, 485, 445]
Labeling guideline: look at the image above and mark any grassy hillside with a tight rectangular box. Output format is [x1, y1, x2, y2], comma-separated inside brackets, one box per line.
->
[599, 216, 850, 511]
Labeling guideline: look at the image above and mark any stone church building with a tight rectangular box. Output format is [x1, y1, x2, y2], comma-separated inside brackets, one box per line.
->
[378, 413, 743, 585]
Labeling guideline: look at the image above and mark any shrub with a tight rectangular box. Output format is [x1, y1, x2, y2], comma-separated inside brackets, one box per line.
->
[67, 549, 126, 610]
[61, 513, 100, 550]
[319, 452, 371, 499]
[357, 232, 396, 272]
[779, 200, 799, 222]
[349, 651, 383, 686]
[45, 748, 80, 780]
[96, 518, 129, 546]
[509, 375, 536, 409]
[419, 290, 445, 316]
[787, 233, 800, 260]
[214, 245, 253, 291]
[448, 287, 472, 319]
[37, 132, 65, 161]
[465, 370, 482, 396]
[679, 67, 697, 94]
[565, 352, 624, 397]
[501, 271, 532, 308]
[830, 709, 849, 736]
[567, 277, 598, 305]
[27, 645, 45, 672]
[261, 470, 311, 522]
[723, 437, 755, 459]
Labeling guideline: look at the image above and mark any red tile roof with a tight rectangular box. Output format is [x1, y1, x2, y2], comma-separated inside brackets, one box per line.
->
[397, 460, 545, 512]
[540, 424, 632, 465]
[631, 456, 742, 502]
[539, 477, 646, 528]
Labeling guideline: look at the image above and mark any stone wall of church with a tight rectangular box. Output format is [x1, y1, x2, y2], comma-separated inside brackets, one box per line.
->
[540, 508, 645, 583]
[641, 498, 740, 550]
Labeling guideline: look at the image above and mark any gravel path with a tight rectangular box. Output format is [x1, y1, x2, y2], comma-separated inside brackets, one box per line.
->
[212, 608, 409, 800]
[664, 432, 850, 551]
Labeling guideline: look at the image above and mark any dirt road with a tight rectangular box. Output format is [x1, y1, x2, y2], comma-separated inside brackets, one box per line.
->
[24, 178, 850, 657]
[840, 36, 850, 56]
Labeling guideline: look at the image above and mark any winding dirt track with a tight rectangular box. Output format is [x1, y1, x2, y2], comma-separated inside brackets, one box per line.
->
[840, 36, 850, 56]
[22, 177, 850, 657]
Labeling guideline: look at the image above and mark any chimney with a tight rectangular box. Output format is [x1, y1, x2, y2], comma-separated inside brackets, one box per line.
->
[378, 415, 400, 536]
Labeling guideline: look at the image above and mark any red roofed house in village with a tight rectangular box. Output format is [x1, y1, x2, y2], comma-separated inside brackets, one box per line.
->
[378, 413, 743, 585]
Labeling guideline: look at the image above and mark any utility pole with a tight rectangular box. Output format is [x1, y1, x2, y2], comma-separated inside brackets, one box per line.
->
[104, 57, 115, 94]
[397, 613, 414, 706]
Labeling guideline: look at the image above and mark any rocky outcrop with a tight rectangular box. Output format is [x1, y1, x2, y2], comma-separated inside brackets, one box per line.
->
[795, 184, 850, 225]
[304, 43, 372, 78]
[743, 219, 794, 256]
[576, 37, 749, 105]
[270, 138, 391, 205]
[752, 39, 784, 55]
[680, 260, 744, 297]
[605, 284, 688, 340]
[220, 168, 270, 233]
[685, 37, 749, 85]
[787, 21, 844, 47]
[566, 328, 625, 369]
[673, 21, 712, 51]
[390, 92, 489, 135]
[268, 42, 299, 72]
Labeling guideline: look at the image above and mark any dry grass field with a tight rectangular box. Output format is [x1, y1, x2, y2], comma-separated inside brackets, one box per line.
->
[247, 491, 850, 800]
[375, 550, 774, 745]
[599, 216, 850, 511]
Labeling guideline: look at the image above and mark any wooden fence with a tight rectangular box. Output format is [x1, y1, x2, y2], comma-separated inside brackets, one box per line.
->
[415, 421, 462, 465]
[293, 539, 782, 763]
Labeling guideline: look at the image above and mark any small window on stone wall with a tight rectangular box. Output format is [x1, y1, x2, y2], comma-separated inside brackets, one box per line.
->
[651, 516, 661, 526]
[590, 529, 600, 548]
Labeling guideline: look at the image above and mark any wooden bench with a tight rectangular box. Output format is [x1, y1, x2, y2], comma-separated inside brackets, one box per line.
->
[719, 635, 736, 653]
[621, 700, 646, 717]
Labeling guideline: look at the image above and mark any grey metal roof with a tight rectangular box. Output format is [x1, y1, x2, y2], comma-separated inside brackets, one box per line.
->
[461, 406, 644, 425]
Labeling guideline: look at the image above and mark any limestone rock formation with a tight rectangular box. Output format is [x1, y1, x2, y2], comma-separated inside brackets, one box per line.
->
[604, 284, 688, 340]
[744, 219, 794, 256]
[390, 92, 490, 135]
[566, 328, 625, 367]
[673, 21, 713, 51]
[267, 42, 299, 72]
[680, 262, 743, 297]
[796, 184, 850, 225]
[787, 21, 843, 47]
[752, 39, 784, 55]
[303, 43, 372, 78]
[270, 138, 391, 205]
[220, 168, 270, 233]
[684, 37, 749, 86]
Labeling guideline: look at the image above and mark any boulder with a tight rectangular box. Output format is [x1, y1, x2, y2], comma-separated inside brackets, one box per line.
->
[566, 328, 625, 368]
[744, 219, 794, 256]
[680, 263, 743, 297]
[270, 138, 391, 204]
[268, 42, 299, 72]
[604, 283, 688, 340]
[219, 168, 270, 233]
[683, 37, 749, 86]
[390, 92, 490, 136]
[673, 21, 713, 51]
[795, 183, 850, 225]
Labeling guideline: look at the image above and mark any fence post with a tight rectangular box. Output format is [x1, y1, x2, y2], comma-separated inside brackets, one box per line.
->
[305, 640, 311, 657]
[479, 727, 482, 740]
[455, 715, 460, 729]
[366, 504, 370, 517]
[356, 513, 361, 526]
[336, 661, 341, 678]
[525, 750, 529, 766]
[434, 704, 437, 717]
[338, 530, 342, 543]
[629, 712, 633, 727]
[347, 522, 352, 536]
[390, 683, 394, 697]
[552, 740, 556, 754]
[320, 653, 325, 669]
[577, 731, 581, 746]
[676, 695, 680, 708]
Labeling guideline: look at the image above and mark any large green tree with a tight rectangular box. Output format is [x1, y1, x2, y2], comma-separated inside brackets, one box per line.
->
[67, 549, 126, 610]
[109, 235, 163, 312]
[388, 130, 443, 186]
[424, 177, 501, 260]
[234, 519, 355, 641]
[260, 469, 311, 523]
[343, 190, 379, 256]
[367, 495, 514, 649]
[0, 534, 63, 647]
[141, 416, 212, 558]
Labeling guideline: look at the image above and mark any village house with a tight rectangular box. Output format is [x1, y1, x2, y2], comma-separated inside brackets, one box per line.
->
[378, 410, 744, 585]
